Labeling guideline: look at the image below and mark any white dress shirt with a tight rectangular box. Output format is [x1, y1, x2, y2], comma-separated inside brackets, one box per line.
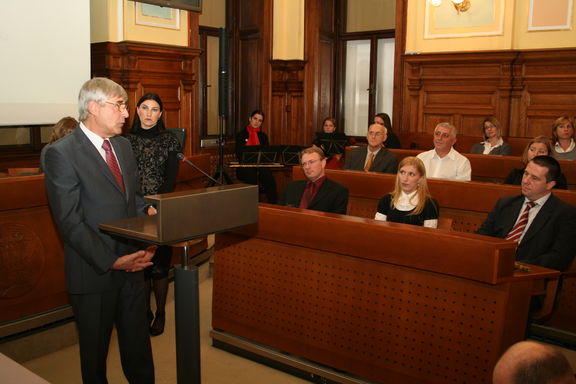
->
[79, 122, 123, 172]
[417, 147, 471, 181]
[481, 138, 504, 154]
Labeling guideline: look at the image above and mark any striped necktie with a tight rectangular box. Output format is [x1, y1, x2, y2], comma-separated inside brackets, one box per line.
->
[102, 139, 125, 193]
[505, 201, 536, 242]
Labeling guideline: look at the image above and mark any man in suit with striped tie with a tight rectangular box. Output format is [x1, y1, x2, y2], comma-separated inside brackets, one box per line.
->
[476, 156, 576, 271]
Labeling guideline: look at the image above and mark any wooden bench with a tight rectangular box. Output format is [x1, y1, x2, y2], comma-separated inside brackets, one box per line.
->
[344, 146, 576, 188]
[398, 132, 532, 157]
[293, 167, 576, 232]
[213, 204, 559, 384]
[292, 167, 576, 335]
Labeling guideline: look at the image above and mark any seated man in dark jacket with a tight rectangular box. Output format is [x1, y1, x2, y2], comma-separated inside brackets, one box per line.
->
[279, 146, 348, 214]
[344, 124, 398, 174]
[476, 156, 576, 271]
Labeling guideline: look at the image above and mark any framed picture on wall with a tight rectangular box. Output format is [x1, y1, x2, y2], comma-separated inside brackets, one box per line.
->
[134, 0, 201, 13]
[424, 0, 505, 38]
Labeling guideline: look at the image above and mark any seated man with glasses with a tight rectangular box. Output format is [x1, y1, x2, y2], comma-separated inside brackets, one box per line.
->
[278, 146, 349, 214]
[344, 123, 398, 173]
[417, 122, 471, 181]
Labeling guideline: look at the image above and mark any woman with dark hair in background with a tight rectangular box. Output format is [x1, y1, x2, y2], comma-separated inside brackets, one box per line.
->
[312, 117, 347, 169]
[503, 136, 567, 189]
[551, 116, 576, 160]
[470, 117, 512, 155]
[235, 109, 277, 203]
[126, 92, 181, 336]
[374, 112, 401, 149]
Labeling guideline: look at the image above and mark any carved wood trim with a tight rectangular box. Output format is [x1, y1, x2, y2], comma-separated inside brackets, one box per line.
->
[398, 49, 576, 139]
[91, 41, 202, 154]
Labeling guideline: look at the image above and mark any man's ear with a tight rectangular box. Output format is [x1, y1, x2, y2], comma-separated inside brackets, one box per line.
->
[87, 100, 99, 116]
[546, 180, 556, 191]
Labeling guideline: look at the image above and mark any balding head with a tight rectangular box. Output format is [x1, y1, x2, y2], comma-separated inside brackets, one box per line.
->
[493, 341, 575, 384]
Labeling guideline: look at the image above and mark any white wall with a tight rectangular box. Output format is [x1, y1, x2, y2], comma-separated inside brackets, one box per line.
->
[0, 0, 91, 125]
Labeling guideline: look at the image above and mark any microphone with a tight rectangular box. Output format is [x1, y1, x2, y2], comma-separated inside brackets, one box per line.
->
[176, 153, 222, 185]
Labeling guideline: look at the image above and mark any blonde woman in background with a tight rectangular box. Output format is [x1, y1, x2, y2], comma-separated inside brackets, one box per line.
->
[551, 116, 576, 160]
[374, 156, 439, 227]
[470, 117, 512, 155]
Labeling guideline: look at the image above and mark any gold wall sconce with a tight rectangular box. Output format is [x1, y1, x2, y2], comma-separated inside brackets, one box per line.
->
[430, 0, 472, 14]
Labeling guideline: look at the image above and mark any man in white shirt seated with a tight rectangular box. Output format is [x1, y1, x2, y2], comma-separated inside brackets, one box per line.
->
[416, 122, 471, 181]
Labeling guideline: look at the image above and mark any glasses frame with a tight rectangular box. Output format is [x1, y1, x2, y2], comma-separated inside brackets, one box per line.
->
[104, 101, 128, 112]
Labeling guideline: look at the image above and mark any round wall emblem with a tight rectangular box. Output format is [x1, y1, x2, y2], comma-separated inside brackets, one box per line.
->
[0, 223, 45, 299]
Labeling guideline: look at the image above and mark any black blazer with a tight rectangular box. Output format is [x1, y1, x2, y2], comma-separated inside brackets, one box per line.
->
[344, 146, 398, 174]
[43, 127, 147, 294]
[278, 178, 349, 214]
[235, 128, 270, 159]
[476, 194, 576, 271]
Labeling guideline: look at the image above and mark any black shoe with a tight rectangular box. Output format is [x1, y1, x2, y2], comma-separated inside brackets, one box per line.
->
[150, 312, 165, 336]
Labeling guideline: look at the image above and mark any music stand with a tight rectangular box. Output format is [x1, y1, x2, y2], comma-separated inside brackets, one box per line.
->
[281, 145, 305, 166]
[318, 138, 347, 156]
[241, 150, 278, 165]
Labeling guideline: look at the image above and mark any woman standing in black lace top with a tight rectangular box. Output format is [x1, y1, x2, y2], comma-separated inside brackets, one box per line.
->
[126, 93, 181, 336]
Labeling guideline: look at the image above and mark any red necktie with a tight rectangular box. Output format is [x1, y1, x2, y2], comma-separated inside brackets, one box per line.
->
[102, 139, 125, 193]
[299, 181, 317, 209]
[505, 201, 536, 242]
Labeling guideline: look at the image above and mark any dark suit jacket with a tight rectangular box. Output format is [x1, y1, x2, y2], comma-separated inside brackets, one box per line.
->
[43, 127, 147, 294]
[344, 146, 398, 174]
[476, 194, 576, 271]
[470, 142, 512, 155]
[278, 178, 348, 214]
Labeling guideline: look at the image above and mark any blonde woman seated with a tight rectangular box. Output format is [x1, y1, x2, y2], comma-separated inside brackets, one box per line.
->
[470, 117, 512, 155]
[374, 156, 439, 227]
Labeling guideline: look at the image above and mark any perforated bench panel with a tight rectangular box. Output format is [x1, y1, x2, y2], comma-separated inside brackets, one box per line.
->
[213, 234, 534, 384]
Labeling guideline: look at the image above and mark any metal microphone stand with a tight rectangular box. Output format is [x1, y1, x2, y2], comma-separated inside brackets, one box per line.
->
[207, 115, 233, 186]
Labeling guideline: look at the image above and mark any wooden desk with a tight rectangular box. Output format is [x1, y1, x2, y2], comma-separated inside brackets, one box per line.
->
[213, 205, 559, 384]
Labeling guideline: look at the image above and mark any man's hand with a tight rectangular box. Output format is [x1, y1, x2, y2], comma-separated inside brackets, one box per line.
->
[147, 206, 157, 215]
[111, 245, 157, 272]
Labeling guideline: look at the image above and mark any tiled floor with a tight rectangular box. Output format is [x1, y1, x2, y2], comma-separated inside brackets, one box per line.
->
[17, 274, 576, 384]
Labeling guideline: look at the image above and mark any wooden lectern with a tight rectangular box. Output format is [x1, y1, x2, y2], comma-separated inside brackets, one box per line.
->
[100, 184, 259, 384]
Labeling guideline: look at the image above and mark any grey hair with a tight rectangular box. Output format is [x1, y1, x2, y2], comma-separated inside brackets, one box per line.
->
[435, 122, 457, 138]
[78, 78, 127, 122]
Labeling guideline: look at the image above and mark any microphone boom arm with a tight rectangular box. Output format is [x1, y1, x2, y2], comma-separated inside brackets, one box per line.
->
[176, 153, 222, 186]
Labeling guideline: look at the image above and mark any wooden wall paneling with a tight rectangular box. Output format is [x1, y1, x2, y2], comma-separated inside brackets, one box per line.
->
[0, 175, 67, 324]
[515, 50, 576, 138]
[270, 60, 306, 145]
[304, 0, 336, 142]
[399, 49, 576, 141]
[232, 0, 272, 138]
[393, 0, 408, 135]
[91, 42, 201, 154]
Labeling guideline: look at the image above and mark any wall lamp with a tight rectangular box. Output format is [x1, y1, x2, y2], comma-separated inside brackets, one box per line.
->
[430, 0, 472, 14]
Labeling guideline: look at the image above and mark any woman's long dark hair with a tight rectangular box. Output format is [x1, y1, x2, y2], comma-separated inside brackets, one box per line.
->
[130, 93, 165, 133]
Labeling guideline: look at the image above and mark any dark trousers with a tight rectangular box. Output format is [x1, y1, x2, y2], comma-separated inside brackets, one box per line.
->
[70, 278, 155, 384]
